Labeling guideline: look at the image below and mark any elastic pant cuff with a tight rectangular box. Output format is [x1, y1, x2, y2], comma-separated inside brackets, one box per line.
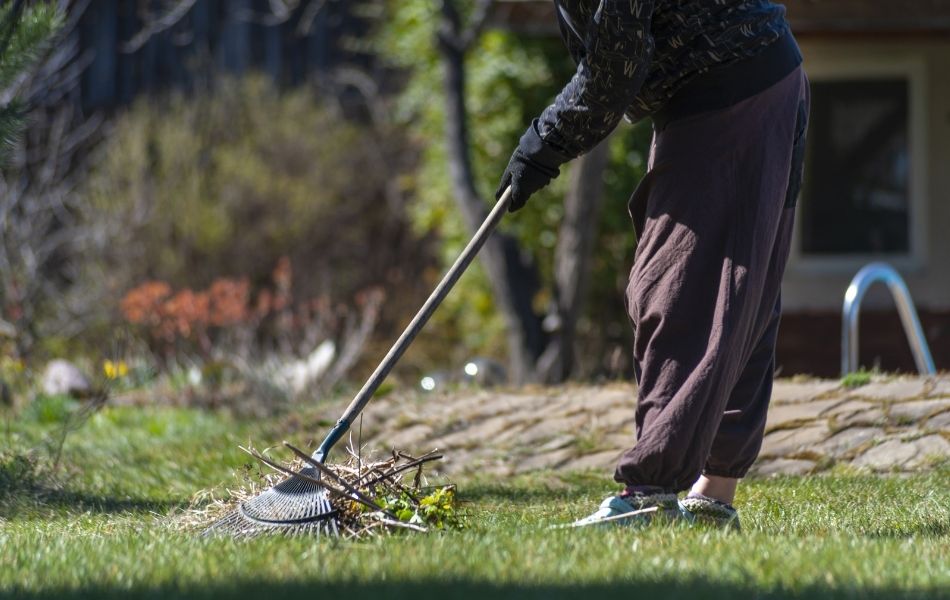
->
[702, 467, 749, 479]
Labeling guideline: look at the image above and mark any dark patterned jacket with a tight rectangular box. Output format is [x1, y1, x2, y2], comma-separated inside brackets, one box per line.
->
[537, 0, 793, 159]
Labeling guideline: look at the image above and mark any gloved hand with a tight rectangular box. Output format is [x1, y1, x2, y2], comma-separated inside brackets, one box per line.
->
[496, 120, 571, 212]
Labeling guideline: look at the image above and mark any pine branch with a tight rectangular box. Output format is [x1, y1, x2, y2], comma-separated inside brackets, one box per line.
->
[0, 1, 61, 164]
[0, 3, 61, 89]
[0, 0, 26, 59]
[0, 100, 24, 154]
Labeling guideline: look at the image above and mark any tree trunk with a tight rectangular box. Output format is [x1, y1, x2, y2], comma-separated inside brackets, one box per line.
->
[436, 4, 545, 382]
[536, 137, 610, 383]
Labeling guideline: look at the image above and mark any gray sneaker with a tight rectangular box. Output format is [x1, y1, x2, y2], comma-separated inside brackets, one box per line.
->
[571, 488, 681, 528]
[678, 493, 741, 531]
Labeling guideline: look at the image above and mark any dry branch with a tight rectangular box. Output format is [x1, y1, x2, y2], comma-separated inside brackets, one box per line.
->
[184, 443, 456, 539]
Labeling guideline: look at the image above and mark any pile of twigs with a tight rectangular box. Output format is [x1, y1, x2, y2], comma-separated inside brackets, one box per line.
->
[185, 443, 454, 539]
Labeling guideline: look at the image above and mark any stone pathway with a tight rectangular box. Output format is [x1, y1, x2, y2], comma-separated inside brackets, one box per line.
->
[337, 375, 950, 477]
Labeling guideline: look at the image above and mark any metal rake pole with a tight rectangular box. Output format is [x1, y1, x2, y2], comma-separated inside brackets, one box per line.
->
[312, 187, 513, 462]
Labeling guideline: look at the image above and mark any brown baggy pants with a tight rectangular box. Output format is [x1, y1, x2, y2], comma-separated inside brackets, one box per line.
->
[615, 67, 810, 492]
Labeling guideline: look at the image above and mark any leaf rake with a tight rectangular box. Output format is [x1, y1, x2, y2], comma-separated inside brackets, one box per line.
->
[204, 188, 512, 537]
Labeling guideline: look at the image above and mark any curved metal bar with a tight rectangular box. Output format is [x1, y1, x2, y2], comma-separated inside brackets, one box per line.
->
[841, 262, 936, 376]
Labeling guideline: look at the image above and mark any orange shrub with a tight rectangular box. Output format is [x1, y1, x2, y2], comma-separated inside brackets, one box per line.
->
[120, 281, 172, 326]
[207, 278, 250, 327]
[118, 257, 380, 362]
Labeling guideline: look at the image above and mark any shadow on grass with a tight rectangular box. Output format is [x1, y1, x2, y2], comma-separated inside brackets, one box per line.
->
[0, 487, 177, 519]
[3, 579, 939, 600]
[863, 519, 950, 539]
[460, 470, 613, 503]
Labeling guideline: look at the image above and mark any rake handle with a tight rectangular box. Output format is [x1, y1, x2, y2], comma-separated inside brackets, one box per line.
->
[313, 187, 513, 462]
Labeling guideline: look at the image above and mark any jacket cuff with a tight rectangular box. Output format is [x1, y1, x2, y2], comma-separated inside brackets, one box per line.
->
[519, 119, 573, 169]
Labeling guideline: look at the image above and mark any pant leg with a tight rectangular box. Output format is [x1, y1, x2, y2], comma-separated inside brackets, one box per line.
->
[702, 293, 781, 478]
[615, 68, 806, 492]
[705, 77, 810, 478]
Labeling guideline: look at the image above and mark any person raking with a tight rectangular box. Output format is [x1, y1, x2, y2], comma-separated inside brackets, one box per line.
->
[495, 0, 809, 529]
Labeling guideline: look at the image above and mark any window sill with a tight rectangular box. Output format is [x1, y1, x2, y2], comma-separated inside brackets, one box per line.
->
[788, 254, 926, 276]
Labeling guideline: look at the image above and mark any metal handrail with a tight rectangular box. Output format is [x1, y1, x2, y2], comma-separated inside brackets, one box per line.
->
[841, 262, 936, 376]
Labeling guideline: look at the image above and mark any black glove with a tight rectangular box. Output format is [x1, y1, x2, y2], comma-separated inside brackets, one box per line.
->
[496, 120, 571, 212]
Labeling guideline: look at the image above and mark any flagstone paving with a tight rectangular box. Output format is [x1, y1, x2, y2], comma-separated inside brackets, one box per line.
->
[348, 375, 950, 477]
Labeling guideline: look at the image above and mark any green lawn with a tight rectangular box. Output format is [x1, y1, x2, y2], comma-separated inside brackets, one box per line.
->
[1, 404, 948, 599]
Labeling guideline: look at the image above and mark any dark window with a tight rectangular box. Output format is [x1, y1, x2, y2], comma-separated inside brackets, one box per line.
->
[800, 78, 911, 255]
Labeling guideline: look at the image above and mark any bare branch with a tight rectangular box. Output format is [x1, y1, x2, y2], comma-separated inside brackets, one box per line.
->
[0, 1, 104, 355]
[460, 0, 493, 49]
[437, 0, 464, 54]
[296, 0, 330, 36]
[438, 0, 493, 53]
[121, 0, 198, 53]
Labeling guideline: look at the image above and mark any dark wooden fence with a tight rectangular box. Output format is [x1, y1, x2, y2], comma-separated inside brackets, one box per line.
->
[74, 0, 362, 111]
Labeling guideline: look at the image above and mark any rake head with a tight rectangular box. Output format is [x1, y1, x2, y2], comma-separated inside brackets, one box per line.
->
[204, 467, 340, 538]
[202, 440, 447, 538]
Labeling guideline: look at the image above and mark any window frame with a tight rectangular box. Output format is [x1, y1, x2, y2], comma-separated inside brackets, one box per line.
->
[789, 56, 928, 274]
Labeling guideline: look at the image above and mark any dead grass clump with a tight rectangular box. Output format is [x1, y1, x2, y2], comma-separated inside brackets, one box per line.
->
[180, 443, 459, 539]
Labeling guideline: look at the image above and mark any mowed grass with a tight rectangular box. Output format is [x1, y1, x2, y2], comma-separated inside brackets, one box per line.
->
[1, 404, 948, 599]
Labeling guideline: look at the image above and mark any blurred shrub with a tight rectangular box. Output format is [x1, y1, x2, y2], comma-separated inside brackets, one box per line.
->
[23, 394, 77, 425]
[0, 348, 26, 405]
[117, 255, 385, 408]
[85, 75, 423, 294]
[74, 75, 432, 370]
[0, 451, 39, 505]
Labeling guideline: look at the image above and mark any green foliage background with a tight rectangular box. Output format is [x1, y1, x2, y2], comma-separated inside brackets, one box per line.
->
[377, 1, 652, 374]
[7, 0, 654, 378]
[81, 76, 430, 328]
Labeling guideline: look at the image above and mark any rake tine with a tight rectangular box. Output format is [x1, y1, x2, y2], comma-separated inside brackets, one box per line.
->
[243, 449, 385, 520]
[247, 445, 394, 520]
[282, 441, 399, 521]
[241, 447, 349, 504]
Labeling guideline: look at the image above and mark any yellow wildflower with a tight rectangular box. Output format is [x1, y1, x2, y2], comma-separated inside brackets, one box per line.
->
[103, 359, 129, 380]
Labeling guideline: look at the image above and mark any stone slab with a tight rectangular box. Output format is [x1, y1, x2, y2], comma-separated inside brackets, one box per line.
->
[852, 438, 917, 471]
[926, 411, 950, 431]
[514, 447, 575, 473]
[765, 399, 842, 430]
[928, 376, 950, 398]
[432, 415, 522, 449]
[812, 427, 881, 457]
[460, 392, 531, 420]
[383, 423, 434, 450]
[570, 449, 623, 471]
[770, 380, 841, 405]
[852, 435, 950, 471]
[359, 379, 948, 476]
[574, 388, 633, 413]
[834, 407, 887, 428]
[854, 379, 927, 402]
[518, 413, 591, 444]
[905, 435, 950, 469]
[751, 458, 816, 476]
[760, 423, 830, 457]
[604, 432, 635, 450]
[820, 399, 874, 418]
[536, 435, 575, 453]
[888, 398, 950, 423]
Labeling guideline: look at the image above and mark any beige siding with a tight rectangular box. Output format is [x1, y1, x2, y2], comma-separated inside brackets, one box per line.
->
[782, 39, 950, 311]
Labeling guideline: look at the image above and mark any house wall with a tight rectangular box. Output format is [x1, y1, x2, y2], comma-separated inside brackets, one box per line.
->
[782, 38, 950, 312]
